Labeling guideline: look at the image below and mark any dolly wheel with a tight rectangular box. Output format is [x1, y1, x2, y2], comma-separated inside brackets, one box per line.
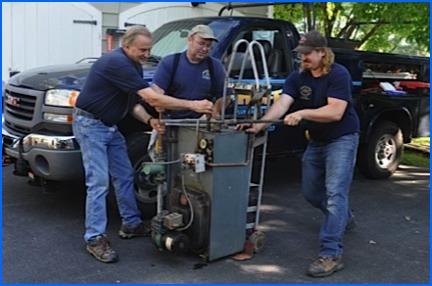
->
[249, 230, 266, 254]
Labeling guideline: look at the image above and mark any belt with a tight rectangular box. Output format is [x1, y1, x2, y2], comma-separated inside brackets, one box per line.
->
[73, 107, 113, 127]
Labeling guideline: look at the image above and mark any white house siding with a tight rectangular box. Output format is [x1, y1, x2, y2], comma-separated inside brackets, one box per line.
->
[91, 2, 271, 52]
[2, 2, 12, 84]
[118, 2, 244, 32]
[2, 2, 102, 83]
[2, 2, 272, 82]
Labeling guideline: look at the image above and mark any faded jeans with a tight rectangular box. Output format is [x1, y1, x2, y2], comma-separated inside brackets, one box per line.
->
[301, 133, 359, 258]
[73, 115, 142, 242]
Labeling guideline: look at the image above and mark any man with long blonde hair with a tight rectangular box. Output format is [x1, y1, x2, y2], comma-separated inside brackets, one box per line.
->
[238, 30, 360, 277]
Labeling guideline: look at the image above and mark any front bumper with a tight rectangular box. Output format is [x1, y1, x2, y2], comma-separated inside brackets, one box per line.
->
[2, 125, 84, 181]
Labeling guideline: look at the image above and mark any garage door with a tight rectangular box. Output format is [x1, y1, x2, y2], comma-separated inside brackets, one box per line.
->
[2, 2, 101, 83]
[118, 2, 244, 32]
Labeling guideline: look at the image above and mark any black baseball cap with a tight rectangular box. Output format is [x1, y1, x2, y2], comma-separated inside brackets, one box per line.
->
[294, 30, 327, 53]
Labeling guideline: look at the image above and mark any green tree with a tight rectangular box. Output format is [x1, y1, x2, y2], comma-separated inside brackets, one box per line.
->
[274, 2, 430, 56]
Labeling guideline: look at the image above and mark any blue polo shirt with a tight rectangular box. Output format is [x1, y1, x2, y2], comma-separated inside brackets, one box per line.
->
[75, 48, 149, 125]
[283, 63, 360, 142]
[153, 52, 226, 119]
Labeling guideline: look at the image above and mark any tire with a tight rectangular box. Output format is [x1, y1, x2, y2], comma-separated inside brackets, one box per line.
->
[357, 121, 403, 179]
[248, 230, 266, 254]
[126, 132, 159, 218]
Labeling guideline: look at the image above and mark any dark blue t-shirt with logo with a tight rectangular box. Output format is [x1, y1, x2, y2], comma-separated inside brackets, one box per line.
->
[75, 48, 149, 126]
[153, 52, 226, 119]
[282, 63, 360, 142]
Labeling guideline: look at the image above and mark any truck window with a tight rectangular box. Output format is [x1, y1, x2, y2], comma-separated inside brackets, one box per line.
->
[151, 20, 235, 59]
[224, 28, 287, 80]
[152, 30, 189, 57]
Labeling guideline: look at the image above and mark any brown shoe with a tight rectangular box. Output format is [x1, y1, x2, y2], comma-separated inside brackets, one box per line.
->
[118, 223, 150, 239]
[86, 235, 118, 263]
[306, 256, 344, 277]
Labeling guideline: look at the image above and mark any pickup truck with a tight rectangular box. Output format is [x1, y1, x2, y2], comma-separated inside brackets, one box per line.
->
[3, 16, 429, 215]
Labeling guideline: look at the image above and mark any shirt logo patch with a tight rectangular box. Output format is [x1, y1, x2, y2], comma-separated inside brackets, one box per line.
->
[299, 85, 312, 100]
[202, 69, 211, 80]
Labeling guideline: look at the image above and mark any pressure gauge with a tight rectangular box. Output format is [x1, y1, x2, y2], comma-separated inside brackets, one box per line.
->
[199, 138, 208, 150]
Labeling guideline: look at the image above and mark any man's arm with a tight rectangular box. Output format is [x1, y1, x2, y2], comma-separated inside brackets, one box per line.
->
[137, 86, 213, 114]
[150, 84, 166, 113]
[130, 104, 165, 133]
[238, 93, 294, 134]
[212, 97, 232, 118]
[284, 97, 347, 126]
[151, 83, 164, 94]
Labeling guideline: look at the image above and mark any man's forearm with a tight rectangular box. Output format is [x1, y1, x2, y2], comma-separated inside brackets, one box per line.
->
[137, 87, 195, 111]
[255, 94, 293, 131]
[131, 104, 153, 124]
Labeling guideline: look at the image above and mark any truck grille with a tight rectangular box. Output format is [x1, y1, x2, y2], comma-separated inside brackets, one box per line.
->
[4, 89, 37, 121]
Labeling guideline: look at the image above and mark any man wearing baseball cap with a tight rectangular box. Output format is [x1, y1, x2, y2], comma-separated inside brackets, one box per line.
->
[293, 30, 328, 53]
[148, 24, 227, 157]
[188, 24, 219, 42]
[151, 24, 226, 120]
[238, 30, 360, 277]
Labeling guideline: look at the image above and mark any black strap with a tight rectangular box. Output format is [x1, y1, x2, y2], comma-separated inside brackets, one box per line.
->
[163, 53, 216, 119]
[166, 53, 181, 95]
[206, 56, 217, 101]
[167, 53, 216, 101]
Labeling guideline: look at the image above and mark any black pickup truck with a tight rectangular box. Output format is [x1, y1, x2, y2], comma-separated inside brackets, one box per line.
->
[3, 16, 429, 213]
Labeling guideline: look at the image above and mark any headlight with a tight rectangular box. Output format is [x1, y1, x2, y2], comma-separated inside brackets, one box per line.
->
[43, 113, 73, 123]
[45, 89, 79, 107]
[22, 134, 77, 150]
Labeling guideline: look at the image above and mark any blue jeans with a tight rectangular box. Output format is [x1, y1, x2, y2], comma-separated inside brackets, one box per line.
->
[73, 115, 142, 242]
[301, 133, 359, 258]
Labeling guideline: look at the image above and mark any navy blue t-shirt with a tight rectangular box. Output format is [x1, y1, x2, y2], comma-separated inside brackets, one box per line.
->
[282, 63, 360, 142]
[153, 52, 226, 119]
[75, 48, 149, 125]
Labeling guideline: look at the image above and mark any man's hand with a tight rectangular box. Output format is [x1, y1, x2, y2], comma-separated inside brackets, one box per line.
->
[192, 99, 213, 114]
[150, 85, 166, 113]
[150, 118, 166, 134]
[235, 123, 261, 134]
[206, 113, 221, 121]
[284, 111, 303, 126]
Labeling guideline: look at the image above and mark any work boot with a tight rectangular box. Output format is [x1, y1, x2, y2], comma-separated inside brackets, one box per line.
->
[118, 222, 150, 239]
[306, 256, 344, 277]
[86, 235, 118, 263]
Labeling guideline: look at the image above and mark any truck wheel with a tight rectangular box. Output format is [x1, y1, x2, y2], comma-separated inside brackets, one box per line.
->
[357, 121, 403, 179]
[126, 132, 157, 218]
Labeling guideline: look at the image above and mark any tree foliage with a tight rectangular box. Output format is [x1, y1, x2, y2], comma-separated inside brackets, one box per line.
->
[274, 2, 430, 56]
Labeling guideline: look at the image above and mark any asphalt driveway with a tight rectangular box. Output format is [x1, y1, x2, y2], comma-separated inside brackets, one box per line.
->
[2, 158, 429, 283]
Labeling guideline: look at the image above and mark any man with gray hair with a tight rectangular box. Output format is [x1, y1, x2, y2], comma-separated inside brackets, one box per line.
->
[73, 25, 213, 263]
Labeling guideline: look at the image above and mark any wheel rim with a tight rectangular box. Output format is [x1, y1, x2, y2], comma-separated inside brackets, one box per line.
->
[375, 134, 397, 169]
[133, 155, 159, 204]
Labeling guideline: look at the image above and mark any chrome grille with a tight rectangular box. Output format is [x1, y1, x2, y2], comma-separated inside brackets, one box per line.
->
[4, 89, 37, 120]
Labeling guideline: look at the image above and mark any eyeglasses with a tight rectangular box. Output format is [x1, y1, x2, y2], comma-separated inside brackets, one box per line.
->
[191, 37, 213, 50]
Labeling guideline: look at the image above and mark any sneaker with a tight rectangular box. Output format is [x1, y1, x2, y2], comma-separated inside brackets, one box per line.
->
[306, 256, 344, 277]
[118, 223, 150, 239]
[86, 235, 118, 263]
[345, 213, 357, 232]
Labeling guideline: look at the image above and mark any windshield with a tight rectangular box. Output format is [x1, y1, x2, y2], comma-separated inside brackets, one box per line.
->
[150, 19, 236, 60]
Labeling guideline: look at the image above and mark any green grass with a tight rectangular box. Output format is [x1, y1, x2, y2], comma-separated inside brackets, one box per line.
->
[401, 137, 430, 168]
[411, 137, 430, 145]
[401, 150, 430, 168]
